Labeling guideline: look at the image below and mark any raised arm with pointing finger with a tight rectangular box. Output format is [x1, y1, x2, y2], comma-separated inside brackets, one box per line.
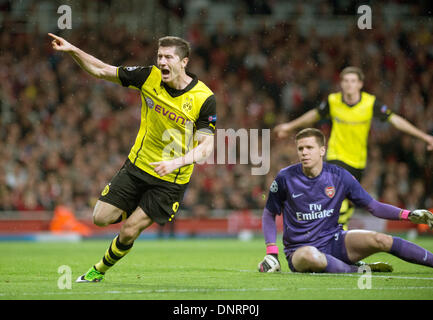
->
[48, 33, 120, 83]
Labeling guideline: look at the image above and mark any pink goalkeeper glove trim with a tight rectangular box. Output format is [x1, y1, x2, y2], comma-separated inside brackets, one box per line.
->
[266, 245, 279, 255]
[401, 210, 410, 220]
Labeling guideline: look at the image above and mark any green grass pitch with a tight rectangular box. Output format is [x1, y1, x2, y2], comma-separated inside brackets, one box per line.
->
[1, 237, 433, 300]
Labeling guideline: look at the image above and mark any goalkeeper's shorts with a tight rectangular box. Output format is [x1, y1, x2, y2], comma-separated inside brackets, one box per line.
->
[286, 230, 351, 272]
[99, 159, 188, 225]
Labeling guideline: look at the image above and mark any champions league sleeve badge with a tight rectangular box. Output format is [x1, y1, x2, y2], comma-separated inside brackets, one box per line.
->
[270, 180, 278, 193]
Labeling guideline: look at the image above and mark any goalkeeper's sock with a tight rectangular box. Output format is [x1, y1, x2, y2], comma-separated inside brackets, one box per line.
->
[324, 254, 358, 273]
[389, 237, 433, 268]
[94, 234, 133, 273]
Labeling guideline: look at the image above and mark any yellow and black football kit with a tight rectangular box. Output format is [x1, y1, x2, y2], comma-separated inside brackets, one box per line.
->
[317, 91, 393, 229]
[99, 65, 216, 225]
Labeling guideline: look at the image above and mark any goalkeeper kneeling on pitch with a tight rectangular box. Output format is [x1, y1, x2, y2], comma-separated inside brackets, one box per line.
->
[258, 128, 433, 274]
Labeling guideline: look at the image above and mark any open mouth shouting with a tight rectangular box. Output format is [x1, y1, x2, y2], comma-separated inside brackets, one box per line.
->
[160, 67, 171, 80]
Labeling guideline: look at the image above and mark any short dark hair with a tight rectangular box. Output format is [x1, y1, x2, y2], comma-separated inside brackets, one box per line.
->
[340, 66, 364, 82]
[295, 128, 326, 147]
[158, 36, 191, 60]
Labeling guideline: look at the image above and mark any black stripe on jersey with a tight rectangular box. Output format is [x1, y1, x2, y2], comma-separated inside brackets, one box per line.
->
[133, 136, 145, 166]
[133, 92, 149, 165]
[173, 168, 181, 183]
[173, 128, 195, 183]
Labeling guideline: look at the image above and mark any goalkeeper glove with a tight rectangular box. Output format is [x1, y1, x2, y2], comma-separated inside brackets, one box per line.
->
[407, 209, 433, 229]
[258, 245, 281, 273]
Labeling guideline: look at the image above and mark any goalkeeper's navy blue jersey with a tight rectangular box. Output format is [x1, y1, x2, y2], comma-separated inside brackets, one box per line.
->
[265, 162, 373, 255]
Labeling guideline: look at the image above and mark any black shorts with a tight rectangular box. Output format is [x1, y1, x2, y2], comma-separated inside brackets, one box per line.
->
[326, 160, 364, 182]
[99, 159, 188, 225]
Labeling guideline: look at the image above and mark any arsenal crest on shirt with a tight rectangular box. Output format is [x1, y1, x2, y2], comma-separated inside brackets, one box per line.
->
[325, 186, 335, 198]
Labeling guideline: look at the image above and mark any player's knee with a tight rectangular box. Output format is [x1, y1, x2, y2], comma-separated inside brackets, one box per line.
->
[92, 211, 109, 227]
[92, 202, 120, 227]
[371, 232, 393, 251]
[293, 247, 327, 272]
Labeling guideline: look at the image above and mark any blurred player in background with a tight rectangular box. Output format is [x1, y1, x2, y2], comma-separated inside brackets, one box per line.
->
[275, 67, 433, 230]
[259, 128, 433, 273]
[48, 33, 216, 282]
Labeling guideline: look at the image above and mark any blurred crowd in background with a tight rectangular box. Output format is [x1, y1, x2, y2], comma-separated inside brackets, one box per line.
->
[1, 0, 433, 219]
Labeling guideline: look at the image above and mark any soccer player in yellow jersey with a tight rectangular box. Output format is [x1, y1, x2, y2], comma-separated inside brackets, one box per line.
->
[275, 67, 433, 230]
[48, 33, 216, 282]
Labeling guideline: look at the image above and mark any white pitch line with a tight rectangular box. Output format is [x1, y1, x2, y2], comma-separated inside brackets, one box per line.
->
[2, 283, 433, 297]
[226, 268, 433, 281]
[2, 285, 432, 297]
[0, 287, 279, 297]
[297, 272, 433, 281]
[298, 286, 433, 291]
